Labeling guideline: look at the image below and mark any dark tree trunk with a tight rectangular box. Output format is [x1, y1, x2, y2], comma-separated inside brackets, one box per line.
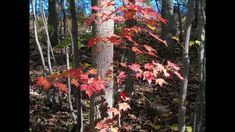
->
[124, 0, 136, 95]
[69, 0, 83, 131]
[193, 0, 206, 131]
[161, 0, 175, 59]
[178, 0, 194, 132]
[48, 0, 59, 47]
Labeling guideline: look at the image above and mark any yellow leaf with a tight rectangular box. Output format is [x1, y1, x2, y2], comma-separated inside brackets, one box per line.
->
[147, 24, 156, 30]
[171, 36, 179, 42]
[189, 41, 195, 46]
[186, 126, 192, 132]
[111, 127, 118, 132]
[195, 40, 201, 45]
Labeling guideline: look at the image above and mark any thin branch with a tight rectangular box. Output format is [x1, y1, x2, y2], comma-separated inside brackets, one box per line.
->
[31, 0, 47, 74]
[40, 0, 54, 73]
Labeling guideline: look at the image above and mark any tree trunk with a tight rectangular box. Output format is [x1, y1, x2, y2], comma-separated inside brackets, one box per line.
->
[193, 0, 206, 131]
[125, 0, 136, 95]
[178, 0, 194, 132]
[161, 0, 175, 59]
[31, 0, 47, 73]
[90, 0, 114, 130]
[69, 0, 83, 131]
[48, 0, 59, 47]
[176, 0, 183, 42]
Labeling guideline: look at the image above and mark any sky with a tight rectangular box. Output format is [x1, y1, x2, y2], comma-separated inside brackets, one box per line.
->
[29, 0, 188, 16]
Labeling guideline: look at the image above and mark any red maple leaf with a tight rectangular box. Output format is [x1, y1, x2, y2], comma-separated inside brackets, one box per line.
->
[135, 72, 143, 79]
[80, 73, 89, 83]
[119, 62, 127, 67]
[55, 83, 68, 93]
[143, 44, 156, 53]
[149, 32, 167, 46]
[167, 61, 180, 71]
[63, 69, 80, 78]
[119, 91, 129, 101]
[91, 77, 106, 92]
[36, 77, 51, 90]
[117, 71, 127, 85]
[118, 102, 131, 111]
[128, 63, 141, 72]
[80, 84, 93, 97]
[144, 63, 154, 70]
[132, 46, 143, 54]
[143, 71, 155, 84]
[173, 71, 184, 80]
[95, 120, 109, 131]
[122, 124, 133, 131]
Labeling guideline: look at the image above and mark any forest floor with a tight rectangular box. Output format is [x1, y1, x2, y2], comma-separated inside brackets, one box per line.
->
[29, 42, 199, 132]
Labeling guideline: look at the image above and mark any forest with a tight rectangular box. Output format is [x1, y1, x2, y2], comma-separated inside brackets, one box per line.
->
[29, 0, 206, 131]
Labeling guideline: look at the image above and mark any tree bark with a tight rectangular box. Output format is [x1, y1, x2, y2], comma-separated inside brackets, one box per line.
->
[193, 0, 205, 131]
[178, 0, 194, 132]
[69, 0, 83, 131]
[161, 0, 175, 59]
[31, 0, 47, 73]
[48, 0, 59, 47]
[176, 0, 183, 42]
[90, 0, 114, 130]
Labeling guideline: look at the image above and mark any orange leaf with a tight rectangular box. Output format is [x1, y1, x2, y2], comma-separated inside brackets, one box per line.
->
[88, 68, 98, 75]
[36, 77, 51, 90]
[55, 83, 68, 93]
[71, 79, 79, 87]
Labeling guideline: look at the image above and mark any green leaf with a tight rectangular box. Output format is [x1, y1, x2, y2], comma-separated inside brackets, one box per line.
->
[189, 41, 195, 46]
[195, 40, 201, 45]
[186, 126, 192, 132]
[170, 124, 178, 131]
[173, 98, 180, 104]
[67, 123, 74, 132]
[147, 121, 161, 130]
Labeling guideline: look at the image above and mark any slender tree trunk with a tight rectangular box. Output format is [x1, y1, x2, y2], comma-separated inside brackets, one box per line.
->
[90, 0, 114, 130]
[48, 0, 59, 47]
[176, 0, 183, 42]
[125, 0, 136, 95]
[69, 0, 83, 131]
[40, 0, 53, 73]
[161, 0, 175, 59]
[193, 0, 205, 131]
[40, 0, 61, 112]
[61, 0, 78, 125]
[178, 0, 194, 132]
[31, 0, 47, 73]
